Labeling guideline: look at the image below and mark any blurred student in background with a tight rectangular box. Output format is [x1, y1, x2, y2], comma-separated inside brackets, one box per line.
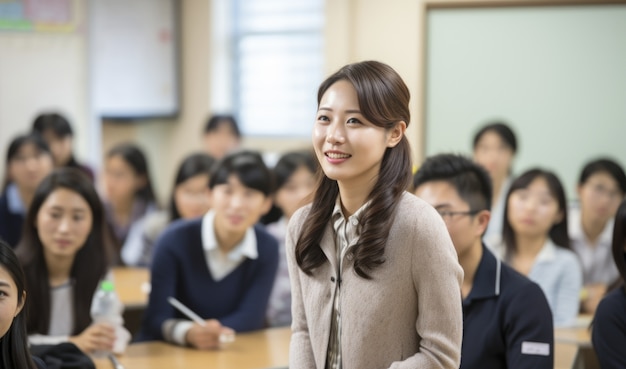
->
[137, 150, 278, 349]
[31, 112, 94, 181]
[16, 168, 114, 354]
[498, 168, 582, 327]
[472, 122, 517, 247]
[202, 114, 241, 160]
[141, 152, 215, 266]
[265, 150, 317, 327]
[102, 143, 158, 266]
[0, 134, 54, 247]
[569, 158, 626, 314]
[414, 154, 553, 369]
[0, 239, 45, 369]
[592, 199, 626, 368]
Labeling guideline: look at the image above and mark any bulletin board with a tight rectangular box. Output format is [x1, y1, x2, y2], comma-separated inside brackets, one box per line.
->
[90, 0, 179, 119]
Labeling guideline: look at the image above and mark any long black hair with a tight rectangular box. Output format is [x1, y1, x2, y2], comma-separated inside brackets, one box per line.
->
[16, 168, 111, 335]
[0, 239, 38, 369]
[2, 133, 52, 193]
[296, 60, 412, 279]
[611, 200, 626, 293]
[169, 153, 215, 221]
[502, 168, 570, 260]
[106, 143, 157, 205]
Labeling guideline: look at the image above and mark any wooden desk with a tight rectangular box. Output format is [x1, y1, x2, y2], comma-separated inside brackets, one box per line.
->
[554, 326, 599, 369]
[111, 267, 150, 309]
[93, 327, 290, 369]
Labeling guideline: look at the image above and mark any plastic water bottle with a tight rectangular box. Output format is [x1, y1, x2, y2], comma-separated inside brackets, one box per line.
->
[90, 280, 130, 357]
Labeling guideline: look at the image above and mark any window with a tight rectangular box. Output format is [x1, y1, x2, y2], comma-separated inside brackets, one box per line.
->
[233, 0, 324, 137]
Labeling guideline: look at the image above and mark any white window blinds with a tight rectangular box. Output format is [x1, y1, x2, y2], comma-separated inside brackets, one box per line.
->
[234, 0, 324, 137]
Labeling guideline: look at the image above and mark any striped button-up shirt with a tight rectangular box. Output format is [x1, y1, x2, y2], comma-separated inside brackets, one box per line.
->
[326, 197, 368, 369]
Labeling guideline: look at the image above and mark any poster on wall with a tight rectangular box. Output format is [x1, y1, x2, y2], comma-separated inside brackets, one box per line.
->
[0, 0, 80, 33]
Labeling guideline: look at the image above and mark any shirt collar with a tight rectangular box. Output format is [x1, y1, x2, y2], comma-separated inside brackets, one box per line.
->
[536, 239, 557, 262]
[331, 196, 369, 232]
[201, 210, 258, 260]
[6, 183, 26, 214]
[464, 245, 501, 304]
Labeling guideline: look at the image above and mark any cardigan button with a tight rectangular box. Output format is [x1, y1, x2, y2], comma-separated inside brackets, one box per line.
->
[330, 276, 336, 282]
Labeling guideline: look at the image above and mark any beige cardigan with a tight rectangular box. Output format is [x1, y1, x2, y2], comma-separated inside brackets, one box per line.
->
[286, 192, 463, 369]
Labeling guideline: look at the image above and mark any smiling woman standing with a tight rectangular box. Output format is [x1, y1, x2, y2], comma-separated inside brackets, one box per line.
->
[286, 61, 463, 369]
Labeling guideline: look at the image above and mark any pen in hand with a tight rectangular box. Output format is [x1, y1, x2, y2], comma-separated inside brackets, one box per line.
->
[167, 297, 235, 344]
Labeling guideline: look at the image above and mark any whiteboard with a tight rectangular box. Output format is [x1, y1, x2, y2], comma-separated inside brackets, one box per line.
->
[425, 5, 626, 200]
[90, 0, 178, 118]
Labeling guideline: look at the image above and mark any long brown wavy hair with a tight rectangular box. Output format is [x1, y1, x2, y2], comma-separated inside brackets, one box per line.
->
[295, 60, 412, 279]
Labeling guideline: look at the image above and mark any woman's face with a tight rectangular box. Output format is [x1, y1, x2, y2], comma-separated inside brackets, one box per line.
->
[274, 165, 316, 220]
[507, 177, 562, 239]
[36, 188, 93, 261]
[473, 131, 514, 181]
[211, 175, 271, 237]
[313, 80, 402, 188]
[8, 143, 54, 192]
[203, 122, 240, 160]
[104, 155, 144, 204]
[174, 174, 211, 219]
[41, 131, 73, 167]
[0, 265, 24, 339]
[578, 171, 624, 226]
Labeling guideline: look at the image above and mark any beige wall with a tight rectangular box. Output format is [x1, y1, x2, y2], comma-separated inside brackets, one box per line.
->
[0, 0, 427, 202]
[0, 1, 90, 180]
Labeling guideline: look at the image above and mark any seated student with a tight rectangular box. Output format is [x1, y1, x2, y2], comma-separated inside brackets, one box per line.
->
[413, 154, 553, 369]
[202, 114, 241, 160]
[496, 168, 583, 327]
[592, 199, 626, 368]
[103, 143, 159, 266]
[0, 239, 46, 369]
[137, 150, 279, 349]
[31, 112, 95, 181]
[140, 152, 216, 266]
[0, 134, 54, 247]
[472, 122, 518, 247]
[569, 158, 626, 314]
[264, 150, 317, 327]
[16, 168, 114, 354]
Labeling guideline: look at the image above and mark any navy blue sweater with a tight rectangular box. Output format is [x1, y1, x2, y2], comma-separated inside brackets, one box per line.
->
[137, 217, 279, 341]
[0, 193, 24, 248]
[592, 287, 626, 368]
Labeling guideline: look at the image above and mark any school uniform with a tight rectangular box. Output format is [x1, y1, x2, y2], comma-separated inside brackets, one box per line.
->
[591, 286, 626, 368]
[493, 240, 583, 327]
[265, 216, 291, 327]
[137, 210, 279, 344]
[568, 206, 618, 285]
[461, 245, 553, 369]
[0, 184, 27, 248]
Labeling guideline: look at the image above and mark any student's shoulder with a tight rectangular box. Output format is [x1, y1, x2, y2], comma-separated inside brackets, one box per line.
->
[254, 223, 279, 249]
[596, 288, 626, 321]
[553, 246, 582, 270]
[500, 261, 547, 300]
[157, 217, 203, 247]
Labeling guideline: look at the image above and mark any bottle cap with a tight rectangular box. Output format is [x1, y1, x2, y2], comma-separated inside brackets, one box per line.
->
[101, 280, 115, 292]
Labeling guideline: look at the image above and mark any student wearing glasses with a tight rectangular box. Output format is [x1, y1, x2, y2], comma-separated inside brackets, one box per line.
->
[414, 153, 553, 369]
[569, 158, 626, 314]
[498, 169, 582, 327]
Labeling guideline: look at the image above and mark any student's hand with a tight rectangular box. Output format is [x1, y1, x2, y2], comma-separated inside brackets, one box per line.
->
[69, 322, 116, 354]
[185, 319, 235, 350]
[581, 283, 607, 314]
